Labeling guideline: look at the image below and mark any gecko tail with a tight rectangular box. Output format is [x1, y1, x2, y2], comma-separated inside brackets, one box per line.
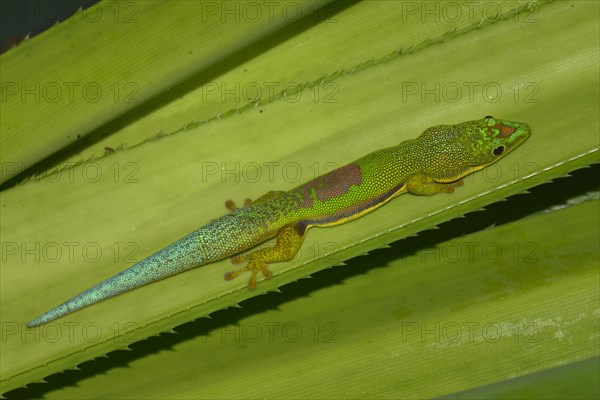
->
[27, 231, 206, 328]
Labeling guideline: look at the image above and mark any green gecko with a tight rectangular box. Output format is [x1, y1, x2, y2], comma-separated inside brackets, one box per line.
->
[27, 117, 530, 327]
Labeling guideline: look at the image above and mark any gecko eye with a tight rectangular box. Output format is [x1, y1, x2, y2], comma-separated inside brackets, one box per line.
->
[484, 115, 494, 119]
[492, 145, 505, 156]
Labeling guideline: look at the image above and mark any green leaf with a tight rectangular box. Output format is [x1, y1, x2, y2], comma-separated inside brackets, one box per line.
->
[10, 178, 600, 399]
[1, 0, 598, 396]
[440, 356, 600, 399]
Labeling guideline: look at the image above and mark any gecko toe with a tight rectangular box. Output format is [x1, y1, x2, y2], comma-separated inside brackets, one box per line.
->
[225, 258, 272, 289]
[225, 199, 237, 211]
[262, 268, 273, 280]
[225, 198, 253, 212]
[224, 270, 240, 281]
[247, 272, 258, 290]
[231, 254, 247, 264]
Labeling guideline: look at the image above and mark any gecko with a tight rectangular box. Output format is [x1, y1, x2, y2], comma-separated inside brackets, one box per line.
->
[27, 117, 531, 327]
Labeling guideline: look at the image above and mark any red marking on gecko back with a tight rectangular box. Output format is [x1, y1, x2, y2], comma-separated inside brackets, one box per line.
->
[496, 124, 515, 138]
[315, 163, 362, 201]
[292, 163, 363, 208]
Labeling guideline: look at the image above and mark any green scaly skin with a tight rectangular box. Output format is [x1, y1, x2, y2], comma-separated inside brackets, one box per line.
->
[28, 117, 530, 327]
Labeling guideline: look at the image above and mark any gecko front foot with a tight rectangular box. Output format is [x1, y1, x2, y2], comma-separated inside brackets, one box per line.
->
[442, 179, 464, 193]
[224, 257, 273, 290]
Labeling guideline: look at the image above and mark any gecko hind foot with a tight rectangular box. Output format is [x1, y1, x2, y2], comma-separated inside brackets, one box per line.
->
[224, 259, 272, 290]
[225, 223, 304, 289]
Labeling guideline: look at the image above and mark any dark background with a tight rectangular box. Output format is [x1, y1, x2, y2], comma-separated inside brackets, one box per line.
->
[1, 0, 100, 53]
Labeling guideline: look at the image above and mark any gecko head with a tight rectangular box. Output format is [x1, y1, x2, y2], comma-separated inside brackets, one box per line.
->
[417, 116, 531, 182]
[456, 116, 531, 168]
